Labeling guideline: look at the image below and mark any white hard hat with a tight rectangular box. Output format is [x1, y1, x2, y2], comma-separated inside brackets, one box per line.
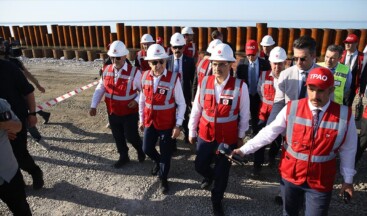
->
[209, 43, 236, 62]
[107, 40, 129, 57]
[268, 46, 287, 63]
[145, 44, 169, 60]
[206, 39, 223, 53]
[170, 33, 186, 46]
[141, 34, 155, 43]
[181, 27, 194, 35]
[260, 35, 275, 46]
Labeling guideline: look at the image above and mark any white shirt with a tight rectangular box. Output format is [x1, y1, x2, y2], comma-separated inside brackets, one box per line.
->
[188, 74, 250, 139]
[240, 99, 357, 184]
[345, 50, 358, 70]
[138, 69, 186, 126]
[90, 63, 142, 108]
[174, 55, 184, 87]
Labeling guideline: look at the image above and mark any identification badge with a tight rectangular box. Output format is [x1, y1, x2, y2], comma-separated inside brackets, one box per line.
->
[220, 95, 233, 105]
[334, 80, 341, 87]
[157, 86, 169, 95]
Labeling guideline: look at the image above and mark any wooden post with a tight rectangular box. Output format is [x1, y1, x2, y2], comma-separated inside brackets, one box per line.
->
[57, 25, 65, 47]
[89, 26, 97, 49]
[110, 32, 117, 43]
[69, 26, 77, 48]
[95, 26, 103, 49]
[46, 33, 54, 47]
[28, 26, 37, 46]
[335, 29, 347, 46]
[82, 26, 90, 48]
[236, 27, 246, 52]
[227, 27, 237, 51]
[75, 26, 83, 49]
[40, 25, 48, 47]
[246, 26, 257, 42]
[256, 23, 268, 45]
[287, 28, 300, 57]
[17, 27, 26, 46]
[102, 26, 111, 49]
[163, 26, 172, 48]
[311, 28, 323, 57]
[320, 29, 332, 59]
[198, 27, 208, 52]
[23, 26, 30, 47]
[123, 25, 131, 48]
[132, 26, 140, 49]
[116, 23, 124, 41]
[139, 26, 148, 40]
[148, 26, 155, 39]
[267, 28, 279, 46]
[63, 25, 71, 47]
[51, 25, 59, 47]
[12, 26, 20, 41]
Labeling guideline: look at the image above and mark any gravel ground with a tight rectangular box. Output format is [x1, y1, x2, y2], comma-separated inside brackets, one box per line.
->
[0, 58, 366, 216]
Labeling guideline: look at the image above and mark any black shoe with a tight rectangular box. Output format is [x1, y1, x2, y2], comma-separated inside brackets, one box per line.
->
[113, 157, 130, 168]
[151, 163, 160, 176]
[275, 194, 283, 206]
[31, 168, 44, 190]
[212, 201, 224, 216]
[160, 178, 169, 194]
[42, 112, 51, 124]
[200, 178, 213, 190]
[137, 151, 146, 162]
[34, 136, 42, 142]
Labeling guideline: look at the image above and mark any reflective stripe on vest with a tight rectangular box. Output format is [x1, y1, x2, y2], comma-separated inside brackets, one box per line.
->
[259, 71, 274, 105]
[318, 62, 348, 104]
[103, 65, 138, 101]
[200, 76, 241, 123]
[286, 100, 349, 162]
[142, 70, 178, 109]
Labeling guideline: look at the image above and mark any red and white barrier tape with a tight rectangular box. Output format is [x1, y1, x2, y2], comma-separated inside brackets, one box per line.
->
[36, 80, 99, 112]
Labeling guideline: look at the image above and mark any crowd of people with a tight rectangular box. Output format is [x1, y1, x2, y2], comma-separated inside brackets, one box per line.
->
[1, 28, 367, 216]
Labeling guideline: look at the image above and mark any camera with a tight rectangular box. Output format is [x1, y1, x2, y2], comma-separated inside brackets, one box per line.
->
[0, 111, 12, 122]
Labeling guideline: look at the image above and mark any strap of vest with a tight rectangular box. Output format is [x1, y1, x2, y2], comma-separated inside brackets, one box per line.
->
[145, 102, 176, 110]
[283, 142, 337, 162]
[200, 76, 209, 106]
[105, 93, 137, 101]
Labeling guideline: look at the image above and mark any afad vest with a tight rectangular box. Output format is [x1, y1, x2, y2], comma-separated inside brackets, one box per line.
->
[183, 42, 198, 59]
[196, 58, 212, 85]
[141, 70, 178, 130]
[280, 98, 351, 192]
[258, 70, 275, 121]
[198, 76, 243, 144]
[340, 51, 364, 94]
[318, 62, 349, 105]
[103, 64, 138, 116]
[136, 50, 150, 72]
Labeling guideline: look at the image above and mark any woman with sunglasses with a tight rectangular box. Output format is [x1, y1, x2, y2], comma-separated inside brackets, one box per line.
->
[139, 44, 186, 194]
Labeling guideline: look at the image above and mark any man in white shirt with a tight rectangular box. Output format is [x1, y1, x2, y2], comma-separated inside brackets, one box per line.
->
[188, 44, 250, 216]
[233, 67, 357, 216]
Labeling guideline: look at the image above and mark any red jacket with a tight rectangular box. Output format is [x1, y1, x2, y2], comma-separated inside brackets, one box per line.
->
[198, 76, 243, 144]
[183, 42, 198, 59]
[103, 64, 139, 116]
[258, 70, 275, 121]
[141, 70, 178, 130]
[280, 99, 351, 192]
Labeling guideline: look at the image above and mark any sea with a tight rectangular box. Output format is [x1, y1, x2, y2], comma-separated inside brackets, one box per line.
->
[2, 20, 367, 35]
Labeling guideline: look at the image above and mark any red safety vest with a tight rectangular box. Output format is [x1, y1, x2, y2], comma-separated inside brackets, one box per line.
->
[340, 51, 364, 94]
[280, 99, 351, 192]
[183, 42, 198, 59]
[141, 70, 178, 130]
[103, 64, 139, 116]
[198, 76, 243, 144]
[196, 58, 211, 85]
[136, 50, 150, 72]
[363, 106, 367, 119]
[258, 70, 275, 121]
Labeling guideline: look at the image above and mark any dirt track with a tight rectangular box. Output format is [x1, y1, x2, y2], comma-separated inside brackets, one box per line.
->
[0, 58, 366, 216]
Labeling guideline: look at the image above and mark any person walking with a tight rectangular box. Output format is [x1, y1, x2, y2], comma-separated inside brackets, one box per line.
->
[233, 67, 357, 216]
[188, 44, 250, 216]
[90, 40, 146, 168]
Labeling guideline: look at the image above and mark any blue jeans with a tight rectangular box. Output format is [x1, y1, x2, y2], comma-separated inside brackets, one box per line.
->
[280, 178, 332, 216]
[143, 125, 173, 180]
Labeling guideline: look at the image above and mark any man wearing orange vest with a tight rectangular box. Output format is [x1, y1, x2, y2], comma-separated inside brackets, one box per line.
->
[189, 44, 250, 216]
[135, 34, 155, 72]
[340, 33, 367, 106]
[233, 67, 357, 216]
[191, 39, 223, 104]
[139, 44, 186, 194]
[90, 40, 146, 168]
[254, 46, 287, 172]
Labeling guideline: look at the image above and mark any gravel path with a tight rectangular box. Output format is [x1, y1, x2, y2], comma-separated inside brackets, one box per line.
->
[0, 58, 366, 216]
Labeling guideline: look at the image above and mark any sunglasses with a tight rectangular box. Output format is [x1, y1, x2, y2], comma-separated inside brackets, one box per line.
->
[151, 60, 164, 65]
[111, 57, 122, 60]
[293, 57, 307, 62]
[172, 46, 184, 50]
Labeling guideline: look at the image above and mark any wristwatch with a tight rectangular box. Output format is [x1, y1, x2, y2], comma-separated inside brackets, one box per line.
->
[175, 124, 183, 130]
[28, 112, 37, 116]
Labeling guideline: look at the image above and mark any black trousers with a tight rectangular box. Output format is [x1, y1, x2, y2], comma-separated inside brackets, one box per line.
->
[356, 116, 367, 163]
[195, 137, 234, 203]
[11, 119, 41, 175]
[0, 170, 32, 216]
[108, 113, 143, 159]
[249, 94, 261, 134]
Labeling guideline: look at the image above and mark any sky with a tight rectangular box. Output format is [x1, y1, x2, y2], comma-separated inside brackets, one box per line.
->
[1, 0, 367, 31]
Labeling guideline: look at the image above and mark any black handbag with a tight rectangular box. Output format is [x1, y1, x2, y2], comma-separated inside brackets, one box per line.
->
[355, 96, 364, 121]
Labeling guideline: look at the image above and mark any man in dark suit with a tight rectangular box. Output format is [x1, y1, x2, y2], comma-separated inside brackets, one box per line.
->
[167, 33, 195, 144]
[236, 40, 270, 174]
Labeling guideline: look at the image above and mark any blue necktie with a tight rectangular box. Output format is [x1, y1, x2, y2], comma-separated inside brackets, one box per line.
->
[249, 63, 257, 95]
[174, 59, 179, 73]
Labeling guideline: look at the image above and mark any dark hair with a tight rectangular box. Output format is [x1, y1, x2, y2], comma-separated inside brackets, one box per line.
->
[211, 30, 222, 40]
[326, 44, 343, 57]
[293, 35, 316, 53]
